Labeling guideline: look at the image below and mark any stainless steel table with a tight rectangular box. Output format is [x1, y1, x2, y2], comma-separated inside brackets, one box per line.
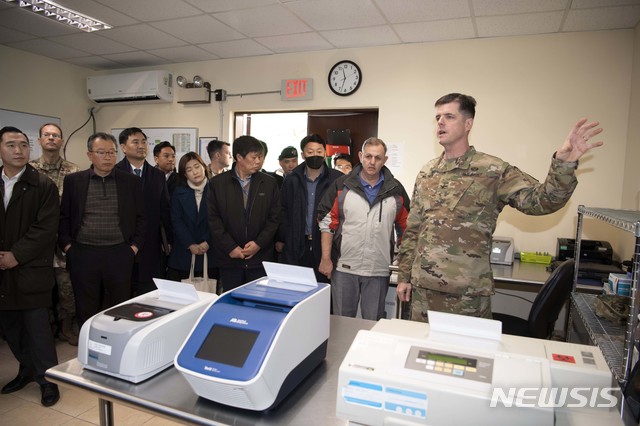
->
[46, 315, 375, 426]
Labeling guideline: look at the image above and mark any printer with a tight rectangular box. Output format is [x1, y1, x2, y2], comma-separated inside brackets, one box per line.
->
[175, 262, 330, 411]
[78, 279, 218, 383]
[557, 238, 622, 282]
[337, 312, 618, 426]
[557, 238, 613, 264]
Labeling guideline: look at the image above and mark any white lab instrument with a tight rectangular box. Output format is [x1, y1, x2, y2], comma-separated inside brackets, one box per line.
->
[491, 236, 514, 265]
[337, 312, 619, 426]
[175, 262, 330, 411]
[78, 279, 218, 383]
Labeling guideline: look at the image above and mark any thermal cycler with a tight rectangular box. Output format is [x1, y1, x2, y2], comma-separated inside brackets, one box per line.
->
[175, 262, 330, 411]
[78, 279, 218, 383]
[337, 312, 619, 426]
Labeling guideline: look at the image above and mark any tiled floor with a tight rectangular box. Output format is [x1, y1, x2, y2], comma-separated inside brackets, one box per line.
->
[0, 335, 185, 425]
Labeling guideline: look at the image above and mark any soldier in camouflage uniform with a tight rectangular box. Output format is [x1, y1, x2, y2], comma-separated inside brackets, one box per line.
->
[30, 123, 79, 344]
[396, 93, 604, 321]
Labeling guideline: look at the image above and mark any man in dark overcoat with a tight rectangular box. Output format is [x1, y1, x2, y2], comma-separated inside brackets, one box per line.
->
[0, 126, 61, 406]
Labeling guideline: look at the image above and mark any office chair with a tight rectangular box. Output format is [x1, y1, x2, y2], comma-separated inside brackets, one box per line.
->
[493, 258, 575, 339]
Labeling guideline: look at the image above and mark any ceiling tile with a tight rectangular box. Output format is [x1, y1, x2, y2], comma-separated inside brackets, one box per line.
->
[50, 33, 135, 55]
[477, 12, 564, 37]
[149, 15, 243, 44]
[99, 24, 188, 50]
[0, 26, 35, 43]
[321, 26, 401, 48]
[563, 6, 640, 31]
[1, 0, 640, 71]
[198, 38, 273, 58]
[183, 0, 277, 13]
[93, 0, 201, 22]
[147, 45, 219, 63]
[215, 4, 311, 37]
[66, 55, 128, 70]
[55, 0, 138, 26]
[256, 32, 332, 53]
[375, 0, 470, 23]
[7, 38, 88, 59]
[572, 0, 640, 8]
[472, 0, 568, 16]
[287, 0, 385, 31]
[0, 7, 78, 37]
[394, 18, 476, 43]
[102, 51, 171, 68]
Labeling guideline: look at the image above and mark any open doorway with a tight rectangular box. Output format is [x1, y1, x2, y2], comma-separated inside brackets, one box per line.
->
[234, 109, 378, 172]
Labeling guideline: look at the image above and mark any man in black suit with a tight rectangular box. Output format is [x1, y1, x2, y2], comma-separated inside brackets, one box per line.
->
[153, 140, 178, 198]
[117, 128, 171, 293]
[0, 126, 61, 406]
[58, 132, 145, 327]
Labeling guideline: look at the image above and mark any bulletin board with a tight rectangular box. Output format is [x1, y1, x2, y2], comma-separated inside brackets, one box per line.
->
[0, 108, 61, 160]
[111, 127, 198, 166]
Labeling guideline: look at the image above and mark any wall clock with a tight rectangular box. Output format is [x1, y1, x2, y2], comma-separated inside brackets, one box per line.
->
[328, 60, 362, 96]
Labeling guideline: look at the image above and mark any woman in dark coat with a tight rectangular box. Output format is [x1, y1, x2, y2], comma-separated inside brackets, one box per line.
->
[167, 152, 215, 281]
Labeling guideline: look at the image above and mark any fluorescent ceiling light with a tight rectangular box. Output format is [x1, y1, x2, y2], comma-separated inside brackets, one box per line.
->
[3, 0, 112, 32]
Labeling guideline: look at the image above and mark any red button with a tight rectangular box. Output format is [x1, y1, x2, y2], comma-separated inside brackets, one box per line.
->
[552, 353, 576, 363]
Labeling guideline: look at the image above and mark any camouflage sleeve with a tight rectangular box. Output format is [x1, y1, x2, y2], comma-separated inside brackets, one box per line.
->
[499, 155, 578, 216]
[396, 171, 426, 283]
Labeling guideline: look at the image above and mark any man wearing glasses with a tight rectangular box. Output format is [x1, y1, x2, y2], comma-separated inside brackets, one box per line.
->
[58, 132, 145, 327]
[30, 123, 79, 346]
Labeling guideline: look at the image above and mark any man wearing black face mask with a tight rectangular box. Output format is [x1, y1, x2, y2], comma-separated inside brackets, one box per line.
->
[277, 134, 343, 283]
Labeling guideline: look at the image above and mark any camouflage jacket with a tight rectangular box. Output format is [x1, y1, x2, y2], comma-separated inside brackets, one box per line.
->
[29, 156, 79, 266]
[396, 146, 578, 296]
[29, 156, 79, 198]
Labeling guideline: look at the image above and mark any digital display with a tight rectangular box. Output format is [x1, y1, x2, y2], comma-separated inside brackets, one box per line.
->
[196, 325, 259, 368]
[416, 350, 476, 367]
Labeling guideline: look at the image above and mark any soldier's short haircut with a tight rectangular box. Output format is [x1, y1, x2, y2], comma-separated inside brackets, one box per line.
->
[232, 135, 264, 161]
[87, 132, 117, 151]
[435, 93, 477, 118]
[39, 122, 63, 139]
[206, 139, 230, 159]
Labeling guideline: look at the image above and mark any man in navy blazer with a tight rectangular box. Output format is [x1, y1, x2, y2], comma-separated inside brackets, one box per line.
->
[58, 132, 145, 327]
[117, 127, 171, 294]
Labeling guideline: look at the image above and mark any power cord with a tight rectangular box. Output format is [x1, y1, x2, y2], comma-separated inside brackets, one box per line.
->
[63, 107, 97, 160]
[494, 290, 535, 304]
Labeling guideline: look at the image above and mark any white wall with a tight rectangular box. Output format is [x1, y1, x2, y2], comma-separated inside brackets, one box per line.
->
[0, 29, 635, 258]
[0, 45, 94, 167]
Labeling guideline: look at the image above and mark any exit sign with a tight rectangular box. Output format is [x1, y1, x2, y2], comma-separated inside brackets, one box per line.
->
[281, 78, 313, 101]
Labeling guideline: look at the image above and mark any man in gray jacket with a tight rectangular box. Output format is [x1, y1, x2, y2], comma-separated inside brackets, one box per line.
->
[317, 138, 410, 320]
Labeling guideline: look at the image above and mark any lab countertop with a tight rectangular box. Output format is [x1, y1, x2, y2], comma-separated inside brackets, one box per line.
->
[46, 315, 375, 426]
[46, 314, 623, 426]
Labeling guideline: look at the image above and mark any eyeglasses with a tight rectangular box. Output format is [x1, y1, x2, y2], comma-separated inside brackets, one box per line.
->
[336, 165, 352, 171]
[91, 150, 116, 157]
[42, 133, 61, 139]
